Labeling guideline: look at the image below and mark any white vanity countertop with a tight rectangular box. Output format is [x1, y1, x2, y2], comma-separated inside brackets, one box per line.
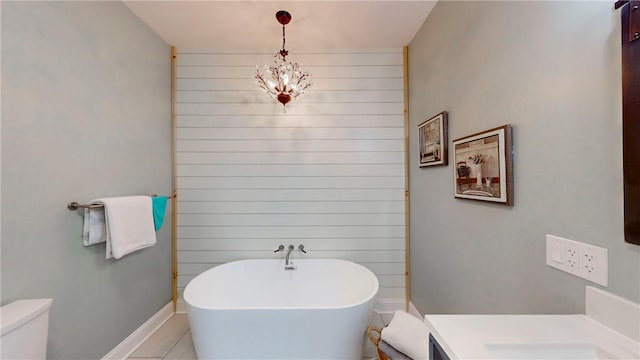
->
[424, 314, 640, 359]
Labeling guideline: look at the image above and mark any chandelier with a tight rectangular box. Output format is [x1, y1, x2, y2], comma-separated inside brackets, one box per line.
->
[256, 10, 311, 111]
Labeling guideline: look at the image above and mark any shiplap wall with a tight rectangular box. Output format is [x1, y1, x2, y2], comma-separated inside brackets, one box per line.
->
[175, 49, 406, 301]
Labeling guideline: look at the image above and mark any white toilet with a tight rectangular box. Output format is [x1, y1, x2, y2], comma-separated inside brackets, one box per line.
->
[1, 299, 53, 360]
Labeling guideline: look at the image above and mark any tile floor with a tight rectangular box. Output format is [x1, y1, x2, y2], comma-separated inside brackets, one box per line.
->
[128, 314, 196, 360]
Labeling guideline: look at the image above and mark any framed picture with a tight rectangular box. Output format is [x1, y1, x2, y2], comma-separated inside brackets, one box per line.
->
[452, 125, 513, 205]
[418, 111, 448, 167]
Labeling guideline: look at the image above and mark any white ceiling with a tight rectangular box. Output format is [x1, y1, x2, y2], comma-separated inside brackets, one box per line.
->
[123, 1, 437, 50]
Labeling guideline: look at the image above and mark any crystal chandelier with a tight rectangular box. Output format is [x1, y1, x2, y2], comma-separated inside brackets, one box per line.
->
[256, 10, 311, 111]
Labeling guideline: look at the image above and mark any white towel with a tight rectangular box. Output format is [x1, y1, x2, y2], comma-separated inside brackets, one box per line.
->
[381, 310, 429, 360]
[83, 196, 156, 259]
[83, 206, 107, 246]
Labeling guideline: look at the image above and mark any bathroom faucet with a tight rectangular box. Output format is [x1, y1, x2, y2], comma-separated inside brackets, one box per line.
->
[285, 245, 296, 270]
[281, 244, 306, 270]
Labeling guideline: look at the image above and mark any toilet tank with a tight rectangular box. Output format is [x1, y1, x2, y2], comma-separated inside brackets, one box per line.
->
[1, 299, 53, 360]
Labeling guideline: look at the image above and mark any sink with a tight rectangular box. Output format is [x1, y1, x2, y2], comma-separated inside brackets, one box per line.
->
[485, 343, 616, 359]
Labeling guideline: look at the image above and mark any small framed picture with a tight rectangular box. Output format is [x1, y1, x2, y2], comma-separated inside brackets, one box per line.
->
[418, 111, 448, 167]
[453, 125, 513, 205]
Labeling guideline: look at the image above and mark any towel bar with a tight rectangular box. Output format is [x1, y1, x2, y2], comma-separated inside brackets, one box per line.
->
[67, 194, 175, 211]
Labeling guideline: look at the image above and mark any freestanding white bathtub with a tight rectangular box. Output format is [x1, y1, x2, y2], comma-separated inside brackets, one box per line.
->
[184, 258, 379, 359]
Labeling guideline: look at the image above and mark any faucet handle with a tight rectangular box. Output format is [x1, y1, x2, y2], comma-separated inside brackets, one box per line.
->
[298, 244, 307, 253]
[274, 244, 285, 253]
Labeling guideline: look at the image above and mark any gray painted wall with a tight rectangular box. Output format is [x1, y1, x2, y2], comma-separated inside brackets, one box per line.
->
[1, 2, 172, 359]
[408, 1, 640, 314]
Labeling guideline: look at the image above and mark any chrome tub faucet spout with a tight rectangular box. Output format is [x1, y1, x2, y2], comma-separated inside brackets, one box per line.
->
[285, 244, 296, 270]
[282, 244, 306, 271]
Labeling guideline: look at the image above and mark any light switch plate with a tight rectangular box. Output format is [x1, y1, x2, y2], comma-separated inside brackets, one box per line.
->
[546, 234, 608, 286]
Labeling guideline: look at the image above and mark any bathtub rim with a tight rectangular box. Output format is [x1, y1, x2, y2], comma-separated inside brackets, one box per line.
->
[183, 258, 380, 312]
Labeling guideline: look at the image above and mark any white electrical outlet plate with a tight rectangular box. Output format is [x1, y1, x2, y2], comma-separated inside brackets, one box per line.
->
[546, 234, 608, 286]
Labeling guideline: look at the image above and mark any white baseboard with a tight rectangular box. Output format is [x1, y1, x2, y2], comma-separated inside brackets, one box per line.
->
[374, 298, 407, 312]
[370, 299, 421, 326]
[175, 299, 186, 314]
[373, 299, 421, 316]
[101, 302, 174, 360]
[408, 301, 421, 318]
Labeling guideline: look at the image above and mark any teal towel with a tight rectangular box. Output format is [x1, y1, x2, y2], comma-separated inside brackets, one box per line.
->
[151, 196, 168, 231]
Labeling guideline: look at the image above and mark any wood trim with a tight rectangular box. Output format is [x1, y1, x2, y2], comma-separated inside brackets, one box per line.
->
[171, 47, 178, 309]
[403, 46, 411, 310]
